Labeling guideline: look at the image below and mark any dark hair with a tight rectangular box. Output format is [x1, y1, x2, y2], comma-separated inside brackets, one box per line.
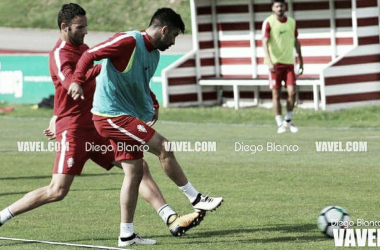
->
[272, 0, 285, 5]
[148, 8, 185, 34]
[57, 3, 86, 30]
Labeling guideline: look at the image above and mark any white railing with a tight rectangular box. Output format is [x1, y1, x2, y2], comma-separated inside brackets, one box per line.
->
[161, 49, 197, 107]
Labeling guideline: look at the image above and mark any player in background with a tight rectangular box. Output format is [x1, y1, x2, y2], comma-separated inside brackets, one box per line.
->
[68, 7, 223, 247]
[0, 3, 205, 246]
[262, 0, 304, 134]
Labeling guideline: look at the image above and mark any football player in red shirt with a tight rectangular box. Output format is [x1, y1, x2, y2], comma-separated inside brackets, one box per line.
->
[0, 3, 203, 246]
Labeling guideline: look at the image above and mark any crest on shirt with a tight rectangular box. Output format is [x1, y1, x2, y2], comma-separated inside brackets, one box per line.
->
[67, 157, 74, 168]
[137, 124, 147, 133]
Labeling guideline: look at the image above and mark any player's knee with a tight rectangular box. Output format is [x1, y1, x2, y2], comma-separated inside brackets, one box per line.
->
[141, 160, 151, 177]
[159, 139, 175, 160]
[46, 185, 69, 201]
[154, 136, 170, 154]
[288, 91, 296, 99]
[272, 90, 281, 100]
[142, 159, 149, 170]
[160, 150, 175, 161]
[287, 86, 296, 97]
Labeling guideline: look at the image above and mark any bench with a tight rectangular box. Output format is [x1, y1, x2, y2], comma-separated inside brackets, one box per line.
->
[198, 78, 320, 110]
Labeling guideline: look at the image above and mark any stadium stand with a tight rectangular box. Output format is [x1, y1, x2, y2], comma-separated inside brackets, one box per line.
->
[162, 0, 380, 111]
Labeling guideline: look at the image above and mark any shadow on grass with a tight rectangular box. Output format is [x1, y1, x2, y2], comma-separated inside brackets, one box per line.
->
[0, 172, 122, 181]
[0, 188, 122, 197]
[195, 223, 317, 236]
[0, 224, 331, 248]
[177, 223, 331, 244]
[0, 173, 123, 197]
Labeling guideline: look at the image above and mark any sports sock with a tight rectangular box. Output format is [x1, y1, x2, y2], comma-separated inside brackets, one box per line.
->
[0, 207, 14, 225]
[178, 182, 199, 203]
[285, 111, 293, 122]
[120, 222, 134, 237]
[157, 204, 176, 224]
[275, 115, 283, 127]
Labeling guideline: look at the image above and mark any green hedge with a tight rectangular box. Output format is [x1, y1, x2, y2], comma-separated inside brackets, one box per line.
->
[0, 0, 192, 33]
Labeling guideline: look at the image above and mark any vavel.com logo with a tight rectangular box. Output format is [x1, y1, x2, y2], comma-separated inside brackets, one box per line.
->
[334, 224, 380, 247]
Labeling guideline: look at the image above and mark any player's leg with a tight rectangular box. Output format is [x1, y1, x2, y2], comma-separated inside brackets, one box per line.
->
[272, 88, 285, 134]
[0, 174, 74, 226]
[286, 85, 296, 114]
[147, 132, 223, 211]
[283, 65, 298, 133]
[118, 158, 156, 246]
[91, 133, 205, 237]
[272, 88, 282, 122]
[139, 160, 205, 236]
[119, 158, 143, 224]
[94, 114, 222, 213]
[1, 129, 85, 227]
[91, 133, 174, 223]
[92, 118, 156, 246]
[87, 135, 147, 242]
[110, 158, 205, 237]
[139, 160, 166, 209]
[270, 65, 285, 133]
[147, 134, 187, 187]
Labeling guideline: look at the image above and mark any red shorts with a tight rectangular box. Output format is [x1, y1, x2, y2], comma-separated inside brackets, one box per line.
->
[269, 64, 296, 89]
[93, 115, 155, 161]
[54, 128, 115, 175]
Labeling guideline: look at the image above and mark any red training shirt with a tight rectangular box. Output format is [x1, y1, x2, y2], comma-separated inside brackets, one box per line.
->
[72, 31, 159, 109]
[49, 39, 100, 134]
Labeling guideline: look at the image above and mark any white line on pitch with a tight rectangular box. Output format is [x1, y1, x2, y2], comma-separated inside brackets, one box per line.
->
[0, 236, 135, 250]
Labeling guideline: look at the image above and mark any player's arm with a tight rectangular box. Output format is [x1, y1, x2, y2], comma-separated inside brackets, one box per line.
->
[43, 96, 58, 140]
[51, 51, 84, 100]
[51, 49, 99, 91]
[69, 34, 135, 100]
[150, 90, 160, 110]
[52, 62, 98, 100]
[73, 33, 135, 82]
[261, 20, 274, 72]
[86, 64, 102, 82]
[294, 25, 304, 75]
[61, 62, 100, 100]
[51, 54, 75, 91]
[146, 91, 160, 127]
[43, 115, 57, 140]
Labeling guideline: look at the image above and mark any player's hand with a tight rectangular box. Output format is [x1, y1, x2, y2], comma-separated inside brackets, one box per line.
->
[68, 82, 84, 100]
[43, 129, 56, 140]
[43, 115, 57, 140]
[268, 62, 275, 73]
[297, 63, 304, 75]
[146, 108, 159, 127]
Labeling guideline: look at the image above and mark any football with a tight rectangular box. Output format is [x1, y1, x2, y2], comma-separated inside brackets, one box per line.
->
[317, 206, 352, 237]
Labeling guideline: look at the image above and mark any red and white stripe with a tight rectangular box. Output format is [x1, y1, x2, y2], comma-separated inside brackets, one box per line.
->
[106, 119, 146, 144]
[57, 130, 68, 174]
[321, 0, 380, 111]
[53, 41, 66, 81]
[88, 33, 131, 53]
[162, 0, 380, 110]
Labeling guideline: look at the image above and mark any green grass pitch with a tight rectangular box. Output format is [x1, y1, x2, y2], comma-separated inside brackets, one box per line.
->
[0, 105, 379, 250]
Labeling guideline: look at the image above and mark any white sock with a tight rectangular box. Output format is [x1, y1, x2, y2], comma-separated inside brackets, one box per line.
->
[0, 207, 14, 225]
[178, 182, 200, 203]
[120, 222, 134, 237]
[285, 111, 293, 122]
[275, 115, 283, 127]
[157, 204, 176, 224]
